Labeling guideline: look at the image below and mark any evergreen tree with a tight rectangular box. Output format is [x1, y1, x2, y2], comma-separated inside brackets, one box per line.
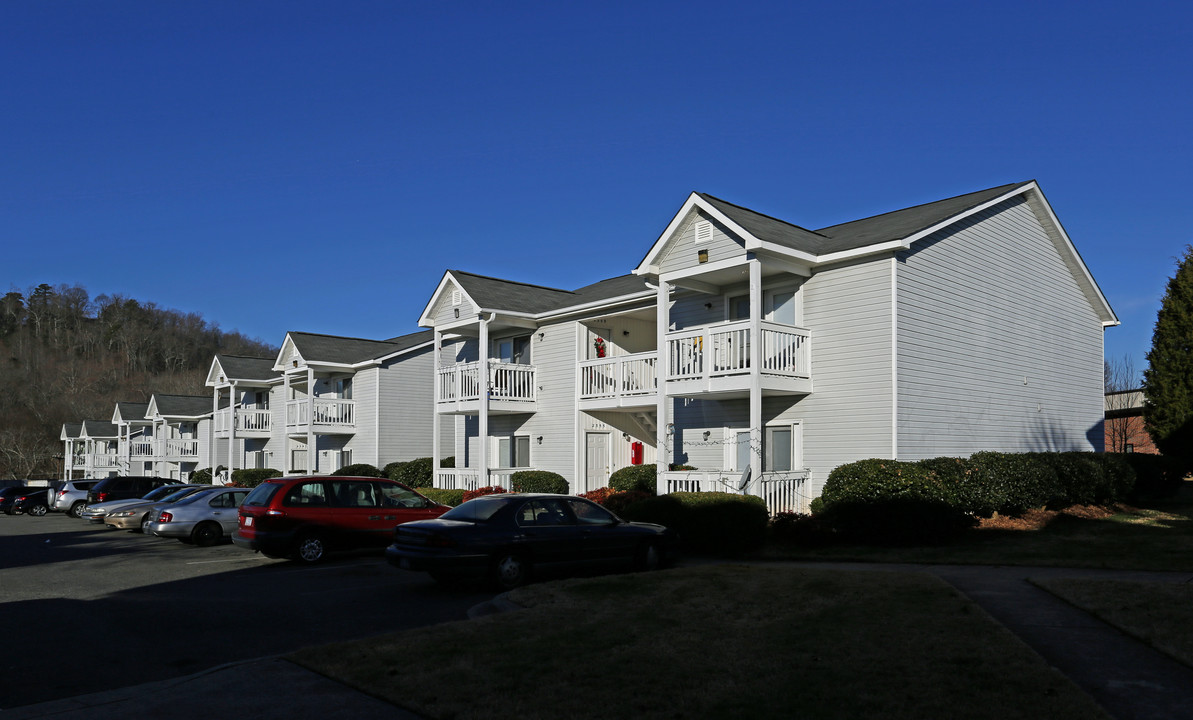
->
[1143, 244, 1193, 470]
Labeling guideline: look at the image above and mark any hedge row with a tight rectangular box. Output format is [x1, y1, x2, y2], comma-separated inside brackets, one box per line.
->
[415, 487, 466, 507]
[230, 468, 282, 488]
[615, 491, 768, 555]
[384, 457, 455, 488]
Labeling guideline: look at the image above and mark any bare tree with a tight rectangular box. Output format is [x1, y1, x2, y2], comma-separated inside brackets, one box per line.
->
[1104, 355, 1140, 453]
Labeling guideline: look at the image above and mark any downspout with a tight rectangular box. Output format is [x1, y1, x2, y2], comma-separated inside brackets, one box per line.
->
[432, 329, 442, 487]
[479, 313, 493, 487]
[307, 367, 316, 474]
[228, 382, 238, 482]
[655, 281, 668, 489]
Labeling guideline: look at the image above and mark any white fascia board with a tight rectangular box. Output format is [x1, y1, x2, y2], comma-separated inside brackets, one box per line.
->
[751, 240, 819, 265]
[419, 272, 480, 327]
[637, 193, 765, 274]
[814, 240, 911, 265]
[271, 334, 299, 371]
[536, 290, 656, 322]
[811, 185, 1030, 266]
[373, 340, 437, 364]
[1021, 182, 1119, 325]
[204, 357, 224, 387]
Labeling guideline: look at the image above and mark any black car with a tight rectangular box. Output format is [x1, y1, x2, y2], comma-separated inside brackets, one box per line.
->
[1, 486, 45, 515]
[13, 487, 53, 516]
[386, 493, 679, 589]
[86, 476, 171, 506]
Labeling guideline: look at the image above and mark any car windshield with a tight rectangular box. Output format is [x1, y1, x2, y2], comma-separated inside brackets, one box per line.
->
[243, 482, 283, 507]
[143, 485, 184, 501]
[440, 496, 507, 522]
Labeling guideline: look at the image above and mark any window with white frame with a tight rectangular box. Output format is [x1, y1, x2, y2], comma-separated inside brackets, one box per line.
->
[765, 422, 802, 472]
[495, 435, 531, 469]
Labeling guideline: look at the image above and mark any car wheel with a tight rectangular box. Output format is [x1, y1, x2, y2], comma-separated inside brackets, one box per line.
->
[68, 502, 86, 519]
[140, 515, 153, 534]
[491, 552, 530, 590]
[28, 503, 49, 517]
[192, 522, 222, 548]
[294, 532, 327, 563]
[635, 541, 662, 572]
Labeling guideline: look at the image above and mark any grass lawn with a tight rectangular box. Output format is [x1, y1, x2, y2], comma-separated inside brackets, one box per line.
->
[764, 501, 1193, 571]
[1033, 578, 1193, 668]
[291, 565, 1110, 720]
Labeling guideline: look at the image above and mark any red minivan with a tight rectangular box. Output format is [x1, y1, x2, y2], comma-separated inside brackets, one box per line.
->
[233, 476, 448, 563]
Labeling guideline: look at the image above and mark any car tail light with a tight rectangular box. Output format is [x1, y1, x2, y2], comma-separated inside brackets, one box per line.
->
[158, 511, 172, 523]
[97, 492, 110, 502]
[57, 490, 68, 499]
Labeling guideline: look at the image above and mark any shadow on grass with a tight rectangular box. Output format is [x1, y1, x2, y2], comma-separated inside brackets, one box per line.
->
[764, 501, 1193, 571]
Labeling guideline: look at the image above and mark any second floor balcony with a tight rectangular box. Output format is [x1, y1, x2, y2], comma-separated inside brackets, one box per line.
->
[436, 360, 537, 415]
[578, 352, 658, 411]
[214, 408, 272, 438]
[664, 320, 812, 398]
[286, 398, 356, 435]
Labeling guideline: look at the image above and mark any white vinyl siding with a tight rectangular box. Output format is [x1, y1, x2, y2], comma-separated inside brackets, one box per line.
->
[895, 196, 1105, 457]
[658, 212, 746, 275]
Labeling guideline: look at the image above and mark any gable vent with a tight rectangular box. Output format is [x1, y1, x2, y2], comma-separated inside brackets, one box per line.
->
[694, 220, 713, 245]
[451, 290, 462, 306]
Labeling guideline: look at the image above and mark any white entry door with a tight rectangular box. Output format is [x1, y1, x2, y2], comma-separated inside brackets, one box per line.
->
[585, 432, 610, 490]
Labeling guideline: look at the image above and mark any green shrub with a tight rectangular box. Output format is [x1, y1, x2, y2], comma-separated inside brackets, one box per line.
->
[230, 468, 282, 488]
[619, 492, 768, 555]
[769, 511, 834, 546]
[608, 465, 657, 494]
[332, 463, 384, 477]
[415, 487, 465, 507]
[511, 470, 568, 494]
[963, 452, 1059, 516]
[387, 457, 455, 488]
[818, 498, 976, 545]
[1115, 453, 1180, 500]
[821, 459, 951, 507]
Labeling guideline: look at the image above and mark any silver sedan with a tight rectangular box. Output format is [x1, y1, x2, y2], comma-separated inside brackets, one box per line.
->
[147, 487, 251, 546]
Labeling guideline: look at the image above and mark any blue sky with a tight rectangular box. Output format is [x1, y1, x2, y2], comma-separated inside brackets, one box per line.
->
[4, 1, 1190, 382]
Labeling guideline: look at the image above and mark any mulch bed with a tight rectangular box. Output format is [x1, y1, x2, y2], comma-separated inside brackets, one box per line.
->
[977, 504, 1130, 531]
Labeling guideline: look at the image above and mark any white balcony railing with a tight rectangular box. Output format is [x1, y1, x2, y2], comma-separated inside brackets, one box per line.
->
[665, 320, 810, 382]
[434, 468, 525, 491]
[87, 454, 121, 469]
[161, 439, 199, 458]
[437, 361, 537, 404]
[129, 440, 155, 458]
[659, 469, 810, 515]
[579, 352, 658, 401]
[215, 408, 272, 434]
[286, 398, 355, 430]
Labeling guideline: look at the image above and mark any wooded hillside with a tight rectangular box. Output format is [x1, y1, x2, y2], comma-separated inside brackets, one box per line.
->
[1, 283, 277, 479]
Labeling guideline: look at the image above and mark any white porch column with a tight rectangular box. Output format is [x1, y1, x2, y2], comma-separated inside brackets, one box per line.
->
[228, 383, 238, 480]
[478, 317, 491, 486]
[63, 439, 71, 481]
[432, 329, 442, 487]
[306, 367, 316, 474]
[282, 372, 291, 474]
[748, 258, 763, 494]
[655, 281, 669, 482]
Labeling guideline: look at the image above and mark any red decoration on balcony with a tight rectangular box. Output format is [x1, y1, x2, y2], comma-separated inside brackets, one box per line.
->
[594, 336, 606, 358]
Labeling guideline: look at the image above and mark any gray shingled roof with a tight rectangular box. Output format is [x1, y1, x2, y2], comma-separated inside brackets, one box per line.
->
[812, 182, 1031, 252]
[151, 395, 213, 419]
[215, 355, 277, 381]
[448, 271, 652, 316]
[61, 422, 82, 439]
[695, 182, 1032, 257]
[115, 402, 149, 422]
[81, 420, 118, 437]
[288, 330, 432, 365]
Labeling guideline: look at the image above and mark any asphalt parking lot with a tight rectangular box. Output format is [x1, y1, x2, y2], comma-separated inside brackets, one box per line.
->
[0, 510, 493, 710]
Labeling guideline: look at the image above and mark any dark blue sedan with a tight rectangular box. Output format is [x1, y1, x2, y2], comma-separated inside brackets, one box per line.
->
[386, 493, 679, 589]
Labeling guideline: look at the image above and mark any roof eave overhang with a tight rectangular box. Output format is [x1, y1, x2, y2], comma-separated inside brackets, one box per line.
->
[637, 193, 776, 275]
[420, 271, 481, 328]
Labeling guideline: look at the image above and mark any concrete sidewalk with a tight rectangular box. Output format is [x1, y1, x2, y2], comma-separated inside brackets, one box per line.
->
[6, 563, 1193, 720]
